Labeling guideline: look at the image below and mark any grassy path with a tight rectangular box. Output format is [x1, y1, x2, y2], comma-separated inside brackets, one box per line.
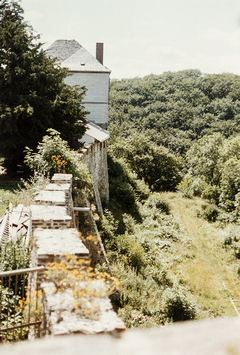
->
[163, 192, 240, 319]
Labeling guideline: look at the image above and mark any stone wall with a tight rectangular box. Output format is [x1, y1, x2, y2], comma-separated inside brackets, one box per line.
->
[80, 141, 109, 203]
[30, 173, 124, 336]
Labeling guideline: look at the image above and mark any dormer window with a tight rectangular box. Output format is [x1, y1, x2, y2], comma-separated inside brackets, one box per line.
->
[80, 62, 85, 66]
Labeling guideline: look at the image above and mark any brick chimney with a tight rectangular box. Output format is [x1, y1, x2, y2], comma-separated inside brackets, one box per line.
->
[96, 42, 104, 64]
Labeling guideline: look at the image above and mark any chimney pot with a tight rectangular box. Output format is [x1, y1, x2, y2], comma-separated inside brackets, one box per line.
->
[96, 42, 104, 64]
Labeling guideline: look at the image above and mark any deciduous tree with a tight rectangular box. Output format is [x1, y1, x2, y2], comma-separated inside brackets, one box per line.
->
[0, 1, 88, 170]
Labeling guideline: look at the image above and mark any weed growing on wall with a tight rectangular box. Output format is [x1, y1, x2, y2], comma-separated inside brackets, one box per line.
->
[44, 255, 119, 320]
[51, 155, 67, 173]
[24, 129, 92, 193]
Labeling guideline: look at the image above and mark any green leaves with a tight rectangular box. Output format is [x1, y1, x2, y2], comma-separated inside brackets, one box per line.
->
[109, 71, 240, 156]
[186, 133, 223, 185]
[109, 134, 182, 192]
[24, 129, 92, 192]
[0, 1, 88, 170]
[185, 133, 240, 213]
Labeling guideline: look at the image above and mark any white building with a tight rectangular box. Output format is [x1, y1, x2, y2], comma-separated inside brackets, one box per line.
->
[46, 40, 111, 129]
[46, 40, 111, 203]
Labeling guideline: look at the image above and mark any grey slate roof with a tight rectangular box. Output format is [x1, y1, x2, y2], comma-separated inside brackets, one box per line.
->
[46, 39, 110, 73]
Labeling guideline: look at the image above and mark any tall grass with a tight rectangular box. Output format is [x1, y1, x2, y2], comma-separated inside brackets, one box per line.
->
[163, 192, 240, 318]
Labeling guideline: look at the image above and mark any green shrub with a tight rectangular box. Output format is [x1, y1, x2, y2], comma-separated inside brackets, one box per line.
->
[100, 209, 118, 241]
[197, 204, 219, 222]
[108, 134, 183, 192]
[191, 177, 209, 197]
[122, 213, 136, 234]
[161, 286, 196, 322]
[235, 249, 240, 259]
[0, 286, 26, 341]
[177, 175, 194, 198]
[107, 155, 144, 221]
[0, 238, 30, 296]
[0, 239, 30, 272]
[223, 236, 233, 246]
[234, 192, 240, 216]
[202, 185, 220, 205]
[144, 193, 170, 214]
[177, 175, 208, 199]
[24, 129, 92, 192]
[110, 180, 136, 211]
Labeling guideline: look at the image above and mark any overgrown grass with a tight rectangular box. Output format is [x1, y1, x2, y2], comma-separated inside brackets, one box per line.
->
[163, 193, 240, 319]
[100, 187, 240, 327]
[100, 192, 197, 327]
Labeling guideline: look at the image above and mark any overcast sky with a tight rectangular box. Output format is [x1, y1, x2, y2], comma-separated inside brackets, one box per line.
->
[21, 0, 240, 79]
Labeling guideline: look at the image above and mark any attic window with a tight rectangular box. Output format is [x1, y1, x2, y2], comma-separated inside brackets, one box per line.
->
[80, 62, 85, 66]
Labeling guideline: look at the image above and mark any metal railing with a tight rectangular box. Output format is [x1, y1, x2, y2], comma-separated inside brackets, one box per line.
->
[0, 266, 45, 342]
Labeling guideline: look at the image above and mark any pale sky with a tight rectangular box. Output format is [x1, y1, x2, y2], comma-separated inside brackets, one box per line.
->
[21, 0, 240, 79]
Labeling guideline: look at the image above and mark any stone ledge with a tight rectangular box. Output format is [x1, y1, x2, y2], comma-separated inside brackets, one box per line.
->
[41, 282, 125, 336]
[51, 174, 73, 184]
[34, 228, 89, 259]
[34, 190, 66, 206]
[31, 205, 71, 222]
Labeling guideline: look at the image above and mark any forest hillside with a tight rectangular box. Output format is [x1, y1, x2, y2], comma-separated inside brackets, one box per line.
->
[98, 70, 240, 327]
[109, 70, 240, 155]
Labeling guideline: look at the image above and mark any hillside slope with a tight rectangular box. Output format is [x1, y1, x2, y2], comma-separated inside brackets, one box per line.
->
[163, 192, 240, 318]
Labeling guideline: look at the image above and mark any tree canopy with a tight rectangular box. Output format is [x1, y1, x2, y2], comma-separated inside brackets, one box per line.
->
[108, 134, 182, 192]
[0, 0, 88, 169]
[109, 70, 240, 156]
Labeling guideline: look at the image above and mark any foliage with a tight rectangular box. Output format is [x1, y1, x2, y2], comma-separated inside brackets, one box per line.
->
[201, 185, 220, 205]
[177, 175, 208, 199]
[109, 70, 240, 156]
[107, 153, 149, 222]
[0, 238, 30, 341]
[184, 133, 240, 214]
[222, 224, 240, 261]
[100, 188, 197, 326]
[197, 204, 219, 223]
[161, 286, 196, 322]
[109, 134, 182, 192]
[219, 158, 240, 211]
[20, 289, 43, 325]
[186, 133, 223, 185]
[0, 173, 50, 218]
[144, 193, 170, 214]
[0, 285, 26, 341]
[0, 1, 88, 169]
[80, 233, 102, 268]
[0, 238, 30, 273]
[109, 70, 240, 217]
[0, 238, 30, 298]
[24, 129, 92, 192]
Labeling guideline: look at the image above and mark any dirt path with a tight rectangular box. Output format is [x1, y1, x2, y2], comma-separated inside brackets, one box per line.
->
[163, 192, 240, 318]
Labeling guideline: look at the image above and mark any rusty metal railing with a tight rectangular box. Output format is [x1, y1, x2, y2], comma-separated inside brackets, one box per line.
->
[0, 266, 45, 342]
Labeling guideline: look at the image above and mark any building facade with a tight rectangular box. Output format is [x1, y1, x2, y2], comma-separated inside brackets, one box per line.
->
[46, 40, 111, 203]
[46, 40, 111, 129]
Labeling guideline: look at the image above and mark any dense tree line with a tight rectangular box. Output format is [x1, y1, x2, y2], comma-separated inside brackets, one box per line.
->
[109, 70, 240, 155]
